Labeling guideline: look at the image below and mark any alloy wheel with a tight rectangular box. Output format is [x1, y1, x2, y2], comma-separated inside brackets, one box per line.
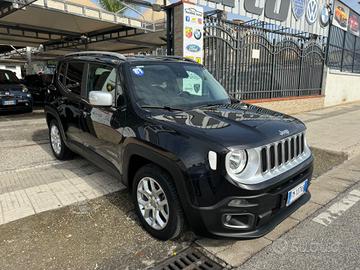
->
[137, 176, 169, 230]
[50, 124, 62, 155]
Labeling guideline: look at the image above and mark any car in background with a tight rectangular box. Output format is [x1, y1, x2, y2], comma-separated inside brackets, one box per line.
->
[22, 74, 53, 104]
[0, 69, 33, 112]
[335, 6, 348, 28]
[349, 14, 359, 34]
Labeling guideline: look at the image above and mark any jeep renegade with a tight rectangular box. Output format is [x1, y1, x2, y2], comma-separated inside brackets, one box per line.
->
[45, 52, 313, 240]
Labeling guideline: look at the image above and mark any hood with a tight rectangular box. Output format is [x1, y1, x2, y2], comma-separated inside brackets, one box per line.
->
[0, 83, 26, 93]
[150, 103, 305, 148]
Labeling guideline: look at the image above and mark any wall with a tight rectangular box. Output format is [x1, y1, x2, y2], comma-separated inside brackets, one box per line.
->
[324, 69, 360, 107]
[248, 96, 325, 115]
[173, 4, 184, 57]
[0, 64, 22, 79]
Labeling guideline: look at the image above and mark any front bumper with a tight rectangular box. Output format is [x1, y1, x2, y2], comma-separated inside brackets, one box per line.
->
[0, 98, 33, 112]
[188, 156, 313, 238]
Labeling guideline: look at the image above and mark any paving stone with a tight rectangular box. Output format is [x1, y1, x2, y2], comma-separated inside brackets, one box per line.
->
[196, 238, 236, 255]
[311, 177, 353, 193]
[264, 217, 299, 241]
[309, 185, 338, 205]
[324, 168, 360, 183]
[215, 238, 272, 267]
[291, 201, 322, 221]
[3, 207, 35, 224]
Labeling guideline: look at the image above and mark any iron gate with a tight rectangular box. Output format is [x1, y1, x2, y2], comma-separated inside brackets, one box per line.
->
[204, 16, 326, 100]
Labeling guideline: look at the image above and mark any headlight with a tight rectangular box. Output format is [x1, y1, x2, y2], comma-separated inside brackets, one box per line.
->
[225, 150, 248, 175]
[22, 88, 28, 93]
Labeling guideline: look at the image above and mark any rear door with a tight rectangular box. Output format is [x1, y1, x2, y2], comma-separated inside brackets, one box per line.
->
[57, 61, 86, 146]
[78, 62, 127, 173]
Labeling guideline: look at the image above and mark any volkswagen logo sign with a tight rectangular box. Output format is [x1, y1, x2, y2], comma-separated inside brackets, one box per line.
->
[319, 4, 330, 27]
[306, 0, 319, 25]
[292, 0, 305, 20]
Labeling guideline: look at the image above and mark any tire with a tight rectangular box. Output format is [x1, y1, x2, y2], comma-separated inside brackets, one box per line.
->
[132, 164, 185, 241]
[49, 119, 73, 160]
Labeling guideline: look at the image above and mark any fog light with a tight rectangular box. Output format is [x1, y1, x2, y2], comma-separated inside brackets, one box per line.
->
[223, 214, 254, 229]
[225, 215, 231, 222]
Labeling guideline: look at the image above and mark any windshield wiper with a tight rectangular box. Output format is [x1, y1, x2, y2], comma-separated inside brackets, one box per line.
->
[140, 105, 184, 111]
[196, 103, 225, 109]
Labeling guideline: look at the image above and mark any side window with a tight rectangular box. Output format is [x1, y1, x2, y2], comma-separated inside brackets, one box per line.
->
[65, 62, 84, 95]
[58, 63, 66, 84]
[87, 63, 120, 106]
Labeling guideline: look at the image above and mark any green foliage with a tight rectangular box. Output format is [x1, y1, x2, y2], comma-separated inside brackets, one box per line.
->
[99, 0, 124, 13]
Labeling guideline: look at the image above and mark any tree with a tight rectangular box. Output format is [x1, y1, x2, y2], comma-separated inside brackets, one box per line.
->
[99, 0, 124, 13]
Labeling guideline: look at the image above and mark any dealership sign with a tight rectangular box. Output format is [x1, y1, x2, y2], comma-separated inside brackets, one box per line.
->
[333, 0, 360, 37]
[183, 3, 204, 64]
[292, 0, 305, 20]
[193, 0, 329, 36]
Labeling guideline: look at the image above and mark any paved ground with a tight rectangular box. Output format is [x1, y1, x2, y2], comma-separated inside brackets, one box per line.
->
[0, 110, 122, 226]
[297, 102, 360, 158]
[1, 102, 360, 269]
[237, 182, 360, 270]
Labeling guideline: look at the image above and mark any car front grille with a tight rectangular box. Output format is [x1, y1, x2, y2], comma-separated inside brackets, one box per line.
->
[261, 133, 305, 173]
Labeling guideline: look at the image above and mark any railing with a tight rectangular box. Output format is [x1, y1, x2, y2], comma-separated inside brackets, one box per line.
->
[203, 17, 326, 100]
[327, 25, 360, 74]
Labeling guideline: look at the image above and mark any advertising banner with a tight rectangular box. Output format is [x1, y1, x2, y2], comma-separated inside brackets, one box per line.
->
[183, 3, 204, 64]
[348, 10, 360, 36]
[333, 0, 350, 31]
[193, 0, 329, 36]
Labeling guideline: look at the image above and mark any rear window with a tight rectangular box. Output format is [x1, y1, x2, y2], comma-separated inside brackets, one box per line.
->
[0, 70, 20, 84]
[65, 62, 84, 95]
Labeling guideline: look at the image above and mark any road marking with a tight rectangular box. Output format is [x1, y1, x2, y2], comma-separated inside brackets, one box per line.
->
[312, 189, 360, 226]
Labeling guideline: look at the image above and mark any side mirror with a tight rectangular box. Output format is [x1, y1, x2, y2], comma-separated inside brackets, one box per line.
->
[89, 91, 113, 107]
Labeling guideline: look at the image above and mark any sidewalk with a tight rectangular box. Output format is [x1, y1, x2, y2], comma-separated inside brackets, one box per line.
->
[296, 102, 360, 158]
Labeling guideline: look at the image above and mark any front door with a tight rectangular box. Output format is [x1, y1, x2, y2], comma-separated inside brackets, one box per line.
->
[79, 63, 127, 173]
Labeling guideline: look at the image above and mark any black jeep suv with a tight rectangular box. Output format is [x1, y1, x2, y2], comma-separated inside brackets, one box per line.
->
[45, 52, 313, 240]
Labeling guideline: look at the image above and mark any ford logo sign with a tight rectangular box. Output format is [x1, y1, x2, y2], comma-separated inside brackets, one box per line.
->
[186, 44, 201, 52]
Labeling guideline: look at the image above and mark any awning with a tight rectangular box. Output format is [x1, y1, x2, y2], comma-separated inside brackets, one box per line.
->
[0, 0, 166, 59]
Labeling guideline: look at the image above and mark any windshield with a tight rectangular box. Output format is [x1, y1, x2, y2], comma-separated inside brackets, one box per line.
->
[0, 70, 20, 84]
[128, 62, 230, 109]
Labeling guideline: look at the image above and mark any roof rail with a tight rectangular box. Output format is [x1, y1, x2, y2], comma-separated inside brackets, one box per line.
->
[132, 55, 199, 63]
[64, 51, 126, 61]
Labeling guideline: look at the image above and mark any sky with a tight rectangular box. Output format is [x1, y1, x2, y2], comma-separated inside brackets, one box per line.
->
[340, 0, 360, 14]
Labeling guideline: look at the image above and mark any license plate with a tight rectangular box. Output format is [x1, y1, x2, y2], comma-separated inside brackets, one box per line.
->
[3, 100, 16, 106]
[286, 179, 308, 206]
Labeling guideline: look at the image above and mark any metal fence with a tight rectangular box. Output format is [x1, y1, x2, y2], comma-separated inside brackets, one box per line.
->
[203, 16, 326, 100]
[327, 25, 360, 74]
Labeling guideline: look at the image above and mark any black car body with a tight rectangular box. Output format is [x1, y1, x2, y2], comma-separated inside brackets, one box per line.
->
[0, 69, 33, 112]
[45, 52, 313, 240]
[22, 74, 53, 104]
